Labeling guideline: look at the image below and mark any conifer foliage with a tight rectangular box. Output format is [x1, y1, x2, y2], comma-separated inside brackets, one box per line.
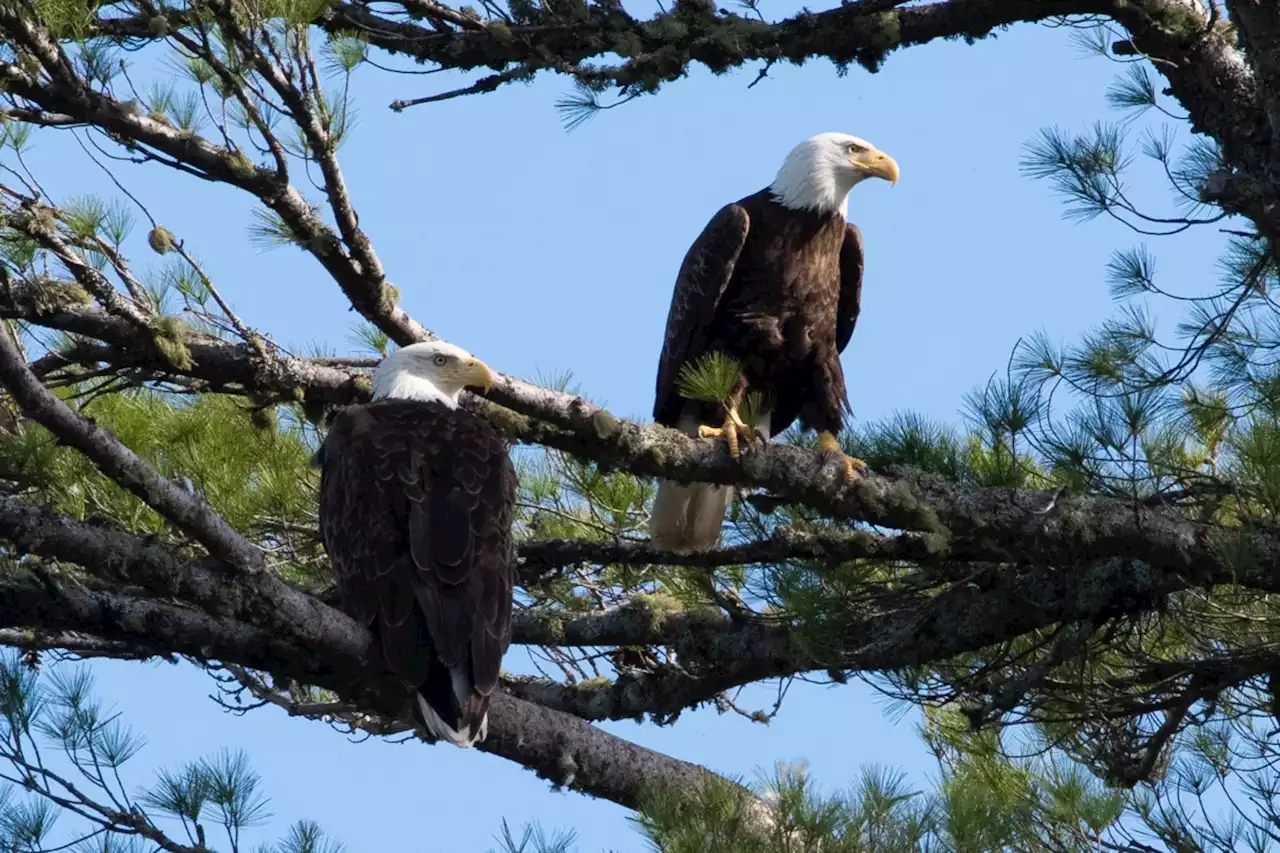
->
[0, 0, 1275, 849]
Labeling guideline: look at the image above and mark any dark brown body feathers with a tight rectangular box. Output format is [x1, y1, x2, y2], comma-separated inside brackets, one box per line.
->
[316, 399, 516, 745]
[653, 187, 864, 437]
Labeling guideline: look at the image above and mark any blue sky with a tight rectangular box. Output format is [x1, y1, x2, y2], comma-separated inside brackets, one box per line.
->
[10, 8, 1232, 851]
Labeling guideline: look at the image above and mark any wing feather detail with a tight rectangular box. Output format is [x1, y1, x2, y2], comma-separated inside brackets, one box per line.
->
[836, 221, 865, 355]
[317, 399, 516, 744]
[652, 203, 751, 426]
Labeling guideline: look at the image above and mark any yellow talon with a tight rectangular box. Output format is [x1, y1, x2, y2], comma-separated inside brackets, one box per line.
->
[722, 409, 741, 458]
[817, 430, 866, 484]
[698, 404, 758, 459]
[698, 418, 739, 457]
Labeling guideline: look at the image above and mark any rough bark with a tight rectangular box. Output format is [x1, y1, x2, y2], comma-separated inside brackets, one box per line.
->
[0, 523, 726, 810]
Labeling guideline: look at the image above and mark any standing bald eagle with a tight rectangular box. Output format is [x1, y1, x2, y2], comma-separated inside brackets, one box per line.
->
[649, 132, 899, 553]
[315, 341, 516, 747]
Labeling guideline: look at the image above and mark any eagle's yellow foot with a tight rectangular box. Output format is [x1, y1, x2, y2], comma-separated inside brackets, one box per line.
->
[698, 406, 755, 459]
[817, 430, 867, 484]
[727, 404, 762, 450]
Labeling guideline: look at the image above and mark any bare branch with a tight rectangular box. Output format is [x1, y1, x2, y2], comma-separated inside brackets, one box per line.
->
[518, 527, 943, 578]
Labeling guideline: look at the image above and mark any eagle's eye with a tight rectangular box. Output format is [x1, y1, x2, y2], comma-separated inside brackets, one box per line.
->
[432, 354, 448, 366]
[847, 142, 864, 154]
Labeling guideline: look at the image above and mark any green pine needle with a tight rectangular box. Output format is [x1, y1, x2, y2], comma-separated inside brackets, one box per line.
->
[267, 820, 348, 853]
[1067, 25, 1109, 59]
[32, 0, 100, 39]
[1105, 64, 1157, 114]
[201, 748, 272, 830]
[247, 207, 303, 252]
[1021, 123, 1128, 223]
[488, 819, 579, 853]
[675, 352, 741, 405]
[139, 763, 211, 823]
[63, 194, 133, 247]
[553, 84, 603, 133]
[2, 121, 33, 154]
[1141, 124, 1175, 163]
[171, 91, 204, 134]
[554, 82, 640, 133]
[182, 56, 218, 86]
[739, 389, 770, 430]
[77, 41, 120, 88]
[1106, 246, 1157, 301]
[347, 321, 389, 356]
[322, 32, 368, 76]
[1182, 386, 1232, 447]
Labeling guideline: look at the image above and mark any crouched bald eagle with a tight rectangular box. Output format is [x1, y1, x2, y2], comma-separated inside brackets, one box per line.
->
[649, 132, 899, 553]
[315, 341, 516, 747]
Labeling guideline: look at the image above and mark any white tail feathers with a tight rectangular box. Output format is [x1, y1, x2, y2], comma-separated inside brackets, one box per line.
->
[416, 668, 486, 748]
[416, 693, 480, 747]
[648, 407, 771, 553]
[649, 480, 733, 552]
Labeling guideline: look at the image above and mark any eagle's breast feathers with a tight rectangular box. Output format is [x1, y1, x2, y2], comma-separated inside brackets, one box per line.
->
[653, 188, 863, 438]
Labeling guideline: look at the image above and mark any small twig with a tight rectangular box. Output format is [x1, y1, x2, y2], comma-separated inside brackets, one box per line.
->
[171, 240, 271, 360]
[389, 65, 535, 111]
[0, 628, 165, 661]
[399, 0, 488, 29]
[839, 0, 909, 12]
[746, 59, 774, 88]
[220, 663, 409, 734]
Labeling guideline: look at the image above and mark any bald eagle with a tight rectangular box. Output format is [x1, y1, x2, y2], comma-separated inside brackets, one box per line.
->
[649, 132, 899, 553]
[315, 341, 516, 747]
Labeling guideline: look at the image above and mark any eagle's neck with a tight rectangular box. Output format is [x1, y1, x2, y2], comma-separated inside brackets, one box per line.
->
[768, 156, 854, 219]
[371, 370, 458, 408]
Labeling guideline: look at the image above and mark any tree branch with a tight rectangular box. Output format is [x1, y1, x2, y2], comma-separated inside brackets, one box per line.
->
[0, 322, 269, 572]
[518, 527, 942, 578]
[0, 25, 430, 346]
[8, 282, 1276, 604]
[0, 546, 733, 810]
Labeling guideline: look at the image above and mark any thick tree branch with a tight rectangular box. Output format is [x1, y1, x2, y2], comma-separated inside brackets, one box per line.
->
[0, 493, 252, 611]
[0, 524, 732, 809]
[1226, 0, 1280, 163]
[7, 285, 1273, 602]
[0, 627, 163, 661]
[0, 490, 1235, 729]
[502, 551, 1224, 722]
[0, 276, 365, 405]
[87, 0, 1263, 188]
[0, 437, 1265, 735]
[518, 527, 942, 579]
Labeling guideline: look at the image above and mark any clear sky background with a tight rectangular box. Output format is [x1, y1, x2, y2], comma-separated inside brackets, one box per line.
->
[11, 7, 1231, 851]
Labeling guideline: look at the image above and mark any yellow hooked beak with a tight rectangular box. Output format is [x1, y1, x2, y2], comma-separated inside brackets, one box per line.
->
[460, 357, 495, 394]
[854, 149, 900, 186]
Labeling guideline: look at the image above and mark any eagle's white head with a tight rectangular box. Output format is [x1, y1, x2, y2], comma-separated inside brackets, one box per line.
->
[769, 132, 899, 218]
[371, 340, 496, 408]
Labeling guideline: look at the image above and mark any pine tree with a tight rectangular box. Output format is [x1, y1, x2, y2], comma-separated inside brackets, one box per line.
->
[0, 0, 1274, 850]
